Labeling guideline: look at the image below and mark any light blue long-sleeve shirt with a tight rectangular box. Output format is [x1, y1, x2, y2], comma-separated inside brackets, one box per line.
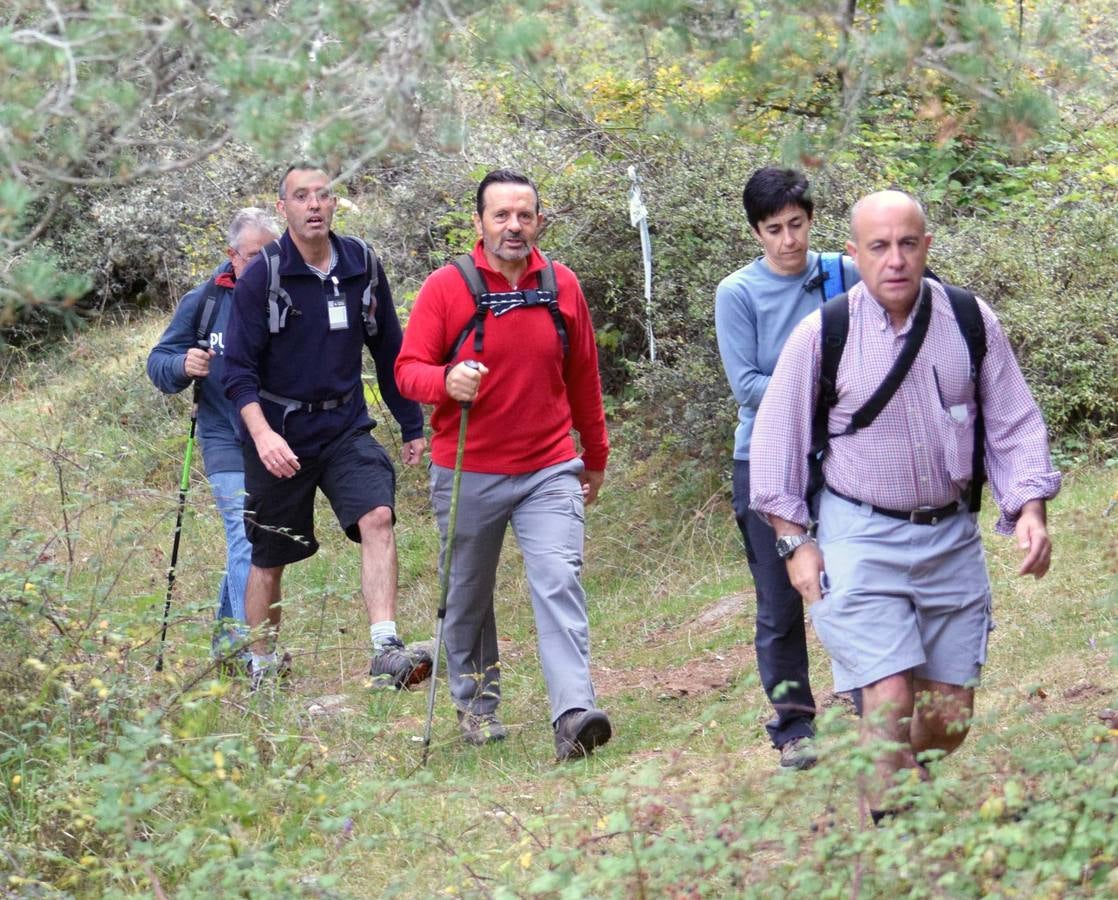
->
[715, 250, 859, 460]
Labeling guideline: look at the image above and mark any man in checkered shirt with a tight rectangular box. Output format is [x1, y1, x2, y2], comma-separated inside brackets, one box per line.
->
[750, 190, 1060, 824]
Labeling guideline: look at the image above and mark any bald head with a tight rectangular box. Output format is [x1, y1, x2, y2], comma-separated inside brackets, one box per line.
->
[850, 190, 926, 241]
[845, 190, 932, 319]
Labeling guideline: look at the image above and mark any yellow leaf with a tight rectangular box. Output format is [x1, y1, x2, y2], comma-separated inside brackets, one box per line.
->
[519, 851, 532, 869]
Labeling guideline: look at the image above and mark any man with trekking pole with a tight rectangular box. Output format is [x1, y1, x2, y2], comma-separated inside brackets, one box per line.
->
[223, 163, 431, 690]
[396, 169, 612, 760]
[147, 207, 281, 669]
[715, 166, 861, 771]
[750, 190, 1060, 824]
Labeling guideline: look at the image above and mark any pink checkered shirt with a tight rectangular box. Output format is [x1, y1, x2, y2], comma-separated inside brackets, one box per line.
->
[750, 280, 1061, 534]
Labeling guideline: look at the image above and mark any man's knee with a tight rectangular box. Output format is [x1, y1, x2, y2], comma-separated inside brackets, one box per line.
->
[358, 506, 394, 540]
[914, 683, 973, 751]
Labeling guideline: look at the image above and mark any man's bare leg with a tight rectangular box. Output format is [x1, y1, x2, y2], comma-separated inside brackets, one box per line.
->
[860, 672, 920, 815]
[245, 564, 284, 654]
[358, 506, 397, 625]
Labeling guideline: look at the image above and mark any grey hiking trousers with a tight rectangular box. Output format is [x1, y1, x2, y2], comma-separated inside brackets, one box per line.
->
[429, 458, 598, 725]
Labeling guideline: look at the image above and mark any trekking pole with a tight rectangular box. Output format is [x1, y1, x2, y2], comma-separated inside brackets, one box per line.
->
[155, 350, 206, 672]
[422, 360, 478, 765]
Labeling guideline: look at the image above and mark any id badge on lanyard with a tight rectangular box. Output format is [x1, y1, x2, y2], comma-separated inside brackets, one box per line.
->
[326, 275, 348, 331]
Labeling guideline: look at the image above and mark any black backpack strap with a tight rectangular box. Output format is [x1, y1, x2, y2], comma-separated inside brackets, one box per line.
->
[445, 253, 567, 362]
[945, 285, 987, 512]
[348, 236, 379, 338]
[537, 255, 569, 357]
[447, 253, 489, 362]
[264, 240, 297, 334]
[807, 293, 850, 500]
[192, 277, 222, 349]
[842, 284, 933, 435]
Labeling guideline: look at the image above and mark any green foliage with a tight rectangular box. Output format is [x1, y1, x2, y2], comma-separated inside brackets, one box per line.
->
[508, 706, 1118, 897]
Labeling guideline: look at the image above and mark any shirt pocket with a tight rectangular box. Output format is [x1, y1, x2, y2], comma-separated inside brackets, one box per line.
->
[939, 399, 977, 487]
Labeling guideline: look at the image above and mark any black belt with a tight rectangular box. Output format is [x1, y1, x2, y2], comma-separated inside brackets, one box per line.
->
[258, 387, 356, 434]
[259, 387, 356, 413]
[828, 487, 961, 525]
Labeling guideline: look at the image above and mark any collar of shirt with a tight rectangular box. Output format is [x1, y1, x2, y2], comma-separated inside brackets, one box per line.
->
[306, 242, 339, 280]
[858, 280, 930, 336]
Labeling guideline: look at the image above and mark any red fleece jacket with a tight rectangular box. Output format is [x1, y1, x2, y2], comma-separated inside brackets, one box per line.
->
[395, 243, 609, 475]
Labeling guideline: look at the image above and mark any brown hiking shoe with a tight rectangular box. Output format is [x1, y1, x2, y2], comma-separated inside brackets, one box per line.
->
[370, 637, 432, 690]
[457, 710, 508, 746]
[554, 708, 612, 761]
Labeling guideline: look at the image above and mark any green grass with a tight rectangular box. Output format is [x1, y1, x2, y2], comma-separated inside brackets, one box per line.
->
[0, 314, 1115, 897]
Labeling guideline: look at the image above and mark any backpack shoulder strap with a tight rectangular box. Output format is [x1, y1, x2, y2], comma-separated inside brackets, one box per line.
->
[192, 276, 222, 349]
[944, 285, 986, 377]
[945, 284, 987, 511]
[818, 293, 849, 419]
[844, 285, 933, 435]
[451, 253, 488, 301]
[263, 240, 296, 334]
[347, 236, 380, 337]
[807, 293, 850, 500]
[446, 253, 489, 362]
[536, 253, 568, 357]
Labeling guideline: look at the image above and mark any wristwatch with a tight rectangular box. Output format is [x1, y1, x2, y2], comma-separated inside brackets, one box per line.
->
[775, 533, 816, 560]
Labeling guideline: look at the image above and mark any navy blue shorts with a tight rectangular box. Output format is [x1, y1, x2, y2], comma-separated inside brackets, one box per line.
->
[243, 427, 396, 568]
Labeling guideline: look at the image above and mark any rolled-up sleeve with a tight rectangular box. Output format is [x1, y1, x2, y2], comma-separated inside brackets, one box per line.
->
[977, 303, 1061, 533]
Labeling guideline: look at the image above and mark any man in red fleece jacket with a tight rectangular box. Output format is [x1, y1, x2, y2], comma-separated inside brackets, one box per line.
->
[396, 169, 612, 761]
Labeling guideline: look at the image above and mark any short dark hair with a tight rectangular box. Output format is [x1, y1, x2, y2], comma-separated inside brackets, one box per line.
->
[476, 169, 539, 216]
[278, 162, 330, 199]
[742, 166, 813, 230]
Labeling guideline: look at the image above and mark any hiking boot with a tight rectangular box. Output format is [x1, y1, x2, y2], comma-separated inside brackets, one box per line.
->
[369, 637, 432, 690]
[554, 708, 612, 761]
[778, 736, 817, 771]
[247, 652, 293, 692]
[458, 710, 508, 746]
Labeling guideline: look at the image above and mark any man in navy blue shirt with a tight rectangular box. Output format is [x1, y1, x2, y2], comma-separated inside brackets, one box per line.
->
[224, 164, 431, 690]
[147, 208, 280, 668]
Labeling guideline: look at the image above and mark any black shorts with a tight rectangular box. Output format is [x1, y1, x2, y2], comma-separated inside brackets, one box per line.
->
[242, 427, 396, 568]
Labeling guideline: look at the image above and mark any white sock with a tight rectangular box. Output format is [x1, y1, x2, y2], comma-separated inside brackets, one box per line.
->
[250, 651, 277, 674]
[370, 620, 398, 651]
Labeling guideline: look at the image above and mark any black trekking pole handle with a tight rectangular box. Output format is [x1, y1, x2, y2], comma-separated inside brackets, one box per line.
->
[155, 342, 208, 673]
[422, 360, 479, 765]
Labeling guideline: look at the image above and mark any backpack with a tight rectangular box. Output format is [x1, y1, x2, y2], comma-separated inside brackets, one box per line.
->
[805, 252, 848, 302]
[191, 277, 223, 350]
[444, 252, 568, 362]
[808, 282, 988, 513]
[260, 236, 379, 337]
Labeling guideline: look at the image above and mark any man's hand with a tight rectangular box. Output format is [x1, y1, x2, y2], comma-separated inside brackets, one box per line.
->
[786, 541, 825, 603]
[254, 429, 300, 478]
[770, 516, 825, 603]
[401, 437, 427, 467]
[184, 347, 215, 379]
[580, 470, 605, 505]
[1015, 498, 1051, 579]
[445, 360, 489, 404]
[241, 402, 300, 478]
